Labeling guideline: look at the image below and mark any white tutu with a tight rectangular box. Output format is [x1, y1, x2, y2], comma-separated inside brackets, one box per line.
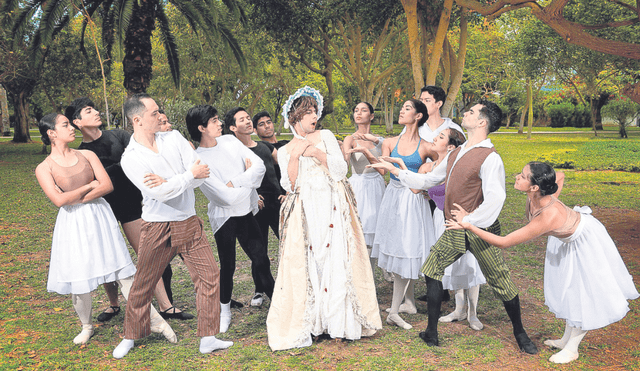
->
[348, 172, 386, 246]
[432, 208, 486, 290]
[544, 208, 639, 330]
[371, 180, 435, 279]
[47, 198, 136, 295]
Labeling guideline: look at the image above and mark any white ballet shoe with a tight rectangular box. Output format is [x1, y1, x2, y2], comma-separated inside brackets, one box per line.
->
[199, 335, 233, 354]
[220, 302, 232, 333]
[150, 314, 178, 343]
[362, 328, 377, 337]
[386, 313, 412, 330]
[113, 339, 135, 359]
[439, 311, 467, 323]
[549, 348, 579, 364]
[385, 302, 417, 314]
[73, 324, 94, 345]
[544, 323, 574, 349]
[468, 317, 484, 331]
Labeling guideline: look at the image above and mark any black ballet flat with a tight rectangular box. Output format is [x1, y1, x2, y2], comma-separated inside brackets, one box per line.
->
[418, 331, 439, 346]
[97, 305, 121, 322]
[515, 333, 538, 354]
[159, 306, 195, 320]
[230, 299, 244, 308]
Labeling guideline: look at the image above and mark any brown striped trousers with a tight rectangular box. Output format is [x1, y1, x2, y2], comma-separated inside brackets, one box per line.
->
[123, 216, 221, 339]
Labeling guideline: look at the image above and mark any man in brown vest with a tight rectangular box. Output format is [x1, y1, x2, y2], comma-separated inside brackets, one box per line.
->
[371, 99, 538, 354]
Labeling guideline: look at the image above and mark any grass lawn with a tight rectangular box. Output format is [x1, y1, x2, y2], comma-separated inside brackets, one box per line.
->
[1, 131, 639, 370]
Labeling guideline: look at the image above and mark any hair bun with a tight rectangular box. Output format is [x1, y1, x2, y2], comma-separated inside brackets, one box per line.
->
[543, 183, 558, 196]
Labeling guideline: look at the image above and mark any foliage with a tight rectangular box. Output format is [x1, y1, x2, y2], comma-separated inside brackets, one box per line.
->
[156, 94, 194, 140]
[4, 0, 247, 95]
[546, 102, 574, 128]
[602, 97, 640, 138]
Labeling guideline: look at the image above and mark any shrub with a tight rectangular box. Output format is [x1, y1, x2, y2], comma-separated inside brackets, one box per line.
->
[573, 104, 592, 128]
[546, 102, 574, 128]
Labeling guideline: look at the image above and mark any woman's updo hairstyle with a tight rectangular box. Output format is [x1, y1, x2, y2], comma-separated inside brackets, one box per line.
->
[409, 99, 429, 127]
[287, 95, 318, 126]
[446, 129, 466, 148]
[39, 113, 60, 145]
[354, 101, 374, 115]
[527, 161, 558, 196]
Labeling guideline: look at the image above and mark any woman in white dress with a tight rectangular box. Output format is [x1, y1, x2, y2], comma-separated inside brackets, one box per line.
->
[342, 102, 386, 275]
[35, 113, 174, 345]
[266, 87, 382, 351]
[370, 99, 436, 330]
[447, 161, 639, 364]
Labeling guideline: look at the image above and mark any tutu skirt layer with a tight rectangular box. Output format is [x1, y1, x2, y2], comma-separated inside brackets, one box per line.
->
[372, 180, 435, 279]
[348, 172, 385, 246]
[47, 198, 136, 295]
[544, 211, 639, 330]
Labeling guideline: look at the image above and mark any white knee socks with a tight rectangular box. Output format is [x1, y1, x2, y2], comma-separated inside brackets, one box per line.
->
[71, 293, 94, 345]
[439, 289, 467, 323]
[220, 302, 232, 333]
[467, 285, 483, 330]
[386, 277, 412, 329]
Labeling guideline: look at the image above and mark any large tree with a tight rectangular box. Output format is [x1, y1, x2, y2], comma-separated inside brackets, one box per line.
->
[454, 0, 640, 104]
[0, 9, 38, 143]
[248, 0, 405, 125]
[4, 0, 247, 96]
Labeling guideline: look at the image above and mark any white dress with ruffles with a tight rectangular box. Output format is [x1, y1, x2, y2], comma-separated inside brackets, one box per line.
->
[266, 130, 382, 351]
[544, 205, 639, 330]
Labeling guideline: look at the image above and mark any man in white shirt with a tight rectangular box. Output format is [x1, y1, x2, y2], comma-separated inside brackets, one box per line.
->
[401, 86, 464, 142]
[371, 100, 538, 355]
[186, 105, 274, 332]
[113, 94, 232, 359]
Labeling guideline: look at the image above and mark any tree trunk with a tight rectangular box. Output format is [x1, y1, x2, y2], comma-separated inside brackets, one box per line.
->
[321, 46, 335, 122]
[527, 78, 533, 139]
[11, 90, 32, 143]
[383, 90, 394, 133]
[123, 0, 157, 95]
[400, 0, 424, 96]
[0, 85, 9, 136]
[425, 0, 454, 85]
[442, 8, 468, 117]
[619, 123, 627, 138]
[518, 98, 529, 135]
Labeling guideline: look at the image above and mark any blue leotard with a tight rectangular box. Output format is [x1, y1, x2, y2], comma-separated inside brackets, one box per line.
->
[390, 135, 422, 181]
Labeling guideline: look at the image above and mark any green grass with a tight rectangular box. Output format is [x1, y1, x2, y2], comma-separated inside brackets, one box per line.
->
[1, 132, 639, 370]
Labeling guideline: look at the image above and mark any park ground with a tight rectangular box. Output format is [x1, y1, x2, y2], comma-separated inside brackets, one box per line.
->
[1, 127, 639, 370]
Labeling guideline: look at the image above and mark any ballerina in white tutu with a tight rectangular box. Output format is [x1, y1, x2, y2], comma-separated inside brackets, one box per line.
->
[342, 102, 386, 275]
[447, 161, 639, 364]
[35, 113, 175, 345]
[370, 99, 437, 330]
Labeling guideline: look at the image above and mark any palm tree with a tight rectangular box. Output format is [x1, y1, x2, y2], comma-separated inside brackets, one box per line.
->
[4, 0, 246, 95]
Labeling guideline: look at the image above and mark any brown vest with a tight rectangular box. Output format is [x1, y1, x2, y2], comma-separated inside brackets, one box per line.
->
[444, 146, 497, 220]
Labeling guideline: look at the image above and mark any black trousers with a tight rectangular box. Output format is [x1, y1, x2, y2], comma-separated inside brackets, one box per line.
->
[214, 213, 274, 303]
[254, 193, 281, 250]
